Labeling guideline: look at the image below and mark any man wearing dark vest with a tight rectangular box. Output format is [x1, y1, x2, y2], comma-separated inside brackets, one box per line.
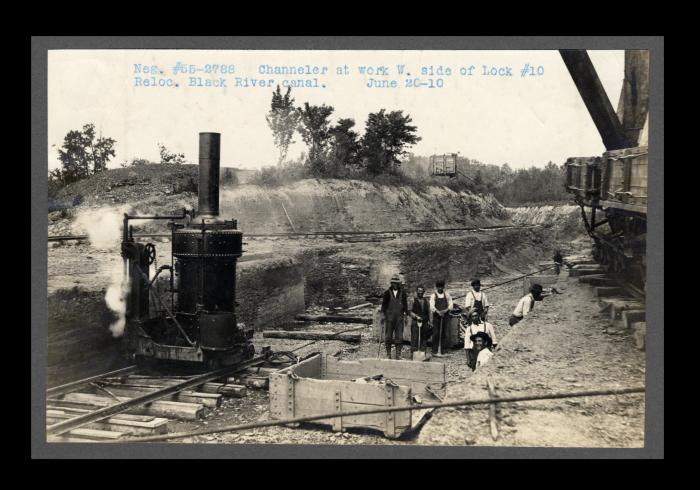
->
[429, 280, 453, 355]
[464, 278, 489, 321]
[409, 285, 431, 354]
[381, 276, 408, 359]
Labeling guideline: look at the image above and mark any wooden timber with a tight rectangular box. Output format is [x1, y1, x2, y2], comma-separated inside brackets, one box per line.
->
[295, 314, 373, 324]
[262, 330, 362, 342]
[46, 409, 168, 435]
[595, 286, 624, 297]
[89, 385, 222, 408]
[57, 392, 204, 421]
[486, 378, 499, 441]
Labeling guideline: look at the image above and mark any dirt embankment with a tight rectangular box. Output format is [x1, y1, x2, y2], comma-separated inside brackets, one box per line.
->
[417, 273, 645, 448]
[49, 167, 510, 237]
[507, 205, 587, 241]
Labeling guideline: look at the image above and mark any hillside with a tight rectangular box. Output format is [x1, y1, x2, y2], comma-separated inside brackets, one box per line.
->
[49, 166, 512, 237]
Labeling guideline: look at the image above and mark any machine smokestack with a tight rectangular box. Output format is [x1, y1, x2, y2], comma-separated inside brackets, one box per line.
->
[198, 132, 221, 218]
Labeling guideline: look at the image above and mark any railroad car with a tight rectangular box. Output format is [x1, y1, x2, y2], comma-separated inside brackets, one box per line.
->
[560, 49, 649, 292]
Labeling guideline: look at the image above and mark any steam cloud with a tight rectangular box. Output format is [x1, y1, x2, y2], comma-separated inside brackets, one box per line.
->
[105, 260, 129, 337]
[73, 206, 130, 251]
[74, 206, 132, 337]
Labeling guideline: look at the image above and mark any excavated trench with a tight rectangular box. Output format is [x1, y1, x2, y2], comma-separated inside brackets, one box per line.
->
[46, 223, 563, 387]
[47, 177, 585, 387]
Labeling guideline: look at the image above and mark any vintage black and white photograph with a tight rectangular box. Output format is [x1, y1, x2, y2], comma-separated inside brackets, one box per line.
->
[36, 41, 660, 451]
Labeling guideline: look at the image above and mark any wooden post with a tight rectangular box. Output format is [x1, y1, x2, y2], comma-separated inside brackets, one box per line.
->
[559, 50, 629, 151]
[384, 383, 396, 438]
[486, 378, 499, 441]
[333, 390, 343, 432]
[285, 374, 300, 428]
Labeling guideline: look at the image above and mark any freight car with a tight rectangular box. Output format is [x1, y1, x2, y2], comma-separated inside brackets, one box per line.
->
[560, 49, 649, 291]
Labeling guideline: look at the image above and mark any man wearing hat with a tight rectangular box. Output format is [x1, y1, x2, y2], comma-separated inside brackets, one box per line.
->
[428, 280, 453, 355]
[509, 284, 544, 326]
[461, 309, 497, 370]
[409, 285, 431, 354]
[469, 331, 494, 371]
[464, 278, 490, 321]
[380, 276, 408, 359]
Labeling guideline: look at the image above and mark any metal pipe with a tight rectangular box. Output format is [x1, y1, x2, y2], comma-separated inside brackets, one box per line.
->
[119, 385, 646, 443]
[198, 132, 221, 218]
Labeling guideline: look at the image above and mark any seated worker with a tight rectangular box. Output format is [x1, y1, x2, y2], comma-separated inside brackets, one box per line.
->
[429, 280, 454, 354]
[469, 331, 494, 371]
[509, 284, 544, 326]
[464, 278, 489, 321]
[460, 309, 498, 370]
[409, 285, 431, 354]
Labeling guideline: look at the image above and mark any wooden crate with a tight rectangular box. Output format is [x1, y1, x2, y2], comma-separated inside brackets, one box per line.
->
[601, 146, 648, 207]
[565, 156, 602, 200]
[269, 354, 446, 438]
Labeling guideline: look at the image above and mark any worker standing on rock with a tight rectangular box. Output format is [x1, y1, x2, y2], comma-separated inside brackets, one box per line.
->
[553, 250, 564, 275]
[464, 278, 489, 321]
[461, 309, 497, 370]
[469, 331, 494, 371]
[509, 284, 544, 326]
[429, 280, 453, 355]
[381, 276, 408, 359]
[409, 285, 431, 354]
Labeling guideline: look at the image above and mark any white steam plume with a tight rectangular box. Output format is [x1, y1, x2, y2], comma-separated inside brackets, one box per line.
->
[74, 206, 133, 337]
[105, 260, 129, 337]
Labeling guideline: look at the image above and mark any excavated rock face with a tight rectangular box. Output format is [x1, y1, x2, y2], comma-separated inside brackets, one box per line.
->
[508, 205, 588, 241]
[50, 174, 511, 237]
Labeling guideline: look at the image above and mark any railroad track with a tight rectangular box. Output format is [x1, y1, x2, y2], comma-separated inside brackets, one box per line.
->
[47, 224, 542, 243]
[45, 354, 281, 442]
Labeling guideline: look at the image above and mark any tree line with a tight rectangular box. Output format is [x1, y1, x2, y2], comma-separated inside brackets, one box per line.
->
[48, 123, 188, 197]
[48, 99, 567, 207]
[265, 85, 421, 178]
[402, 154, 569, 205]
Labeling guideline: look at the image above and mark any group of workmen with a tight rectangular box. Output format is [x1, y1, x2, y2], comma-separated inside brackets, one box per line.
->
[380, 270, 556, 372]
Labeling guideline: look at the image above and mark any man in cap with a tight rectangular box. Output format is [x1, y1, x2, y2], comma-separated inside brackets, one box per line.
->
[381, 276, 408, 359]
[469, 331, 494, 371]
[464, 278, 490, 321]
[409, 285, 431, 354]
[460, 309, 497, 370]
[509, 283, 544, 326]
[429, 280, 453, 355]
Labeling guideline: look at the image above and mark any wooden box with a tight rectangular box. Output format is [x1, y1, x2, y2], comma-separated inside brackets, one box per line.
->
[269, 354, 446, 438]
[601, 146, 648, 208]
[565, 156, 602, 200]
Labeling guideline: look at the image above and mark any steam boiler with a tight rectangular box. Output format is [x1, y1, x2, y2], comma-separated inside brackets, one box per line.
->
[121, 133, 255, 369]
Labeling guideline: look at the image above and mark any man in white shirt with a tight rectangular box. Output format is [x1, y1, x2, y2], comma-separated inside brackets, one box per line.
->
[464, 278, 489, 321]
[470, 331, 494, 371]
[429, 280, 453, 355]
[460, 309, 497, 370]
[509, 284, 543, 326]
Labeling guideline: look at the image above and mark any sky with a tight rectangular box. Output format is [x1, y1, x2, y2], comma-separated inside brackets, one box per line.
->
[48, 50, 625, 171]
